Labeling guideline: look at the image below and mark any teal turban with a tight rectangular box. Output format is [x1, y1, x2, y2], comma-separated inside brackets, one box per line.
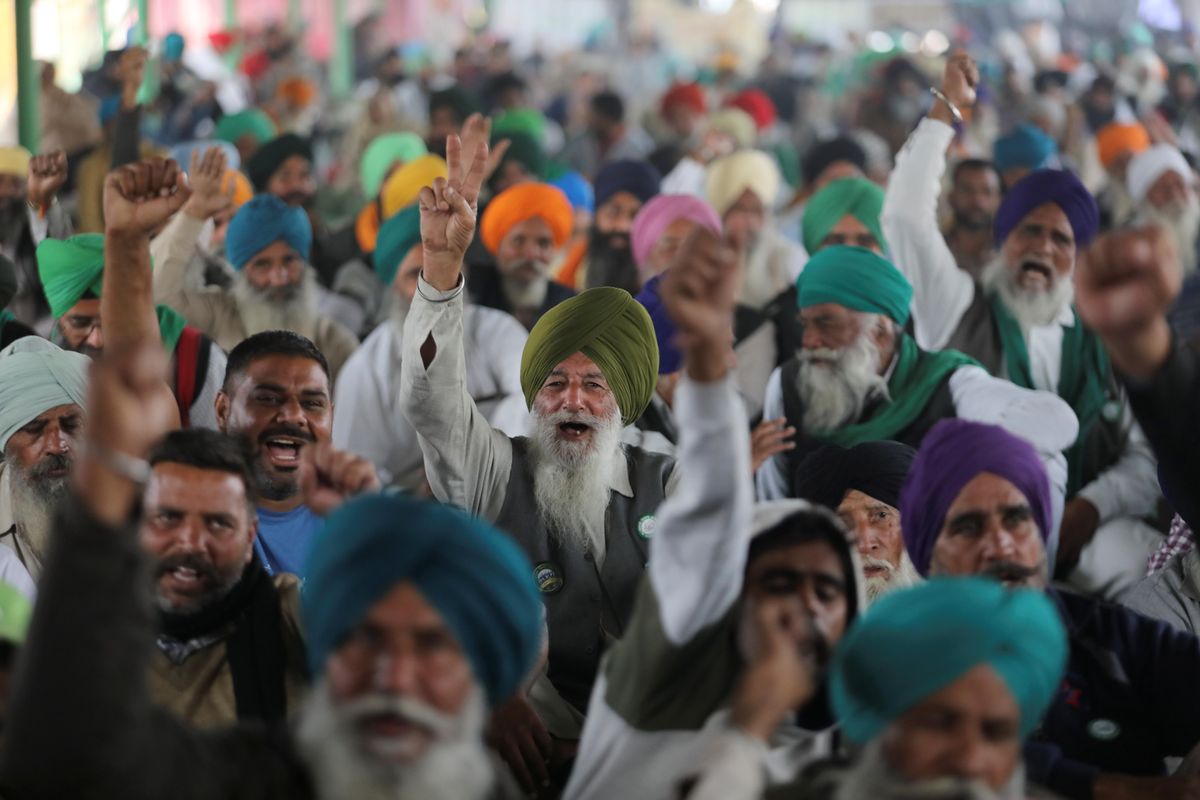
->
[831, 577, 1067, 743]
[225, 194, 313, 270]
[520, 287, 659, 426]
[493, 108, 547, 143]
[0, 337, 89, 451]
[361, 132, 428, 199]
[373, 206, 422, 286]
[796, 245, 913, 326]
[801, 178, 887, 255]
[37, 234, 105, 319]
[213, 109, 278, 148]
[302, 493, 542, 707]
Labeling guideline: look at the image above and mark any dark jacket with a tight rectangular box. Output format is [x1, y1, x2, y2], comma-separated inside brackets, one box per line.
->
[469, 262, 575, 331]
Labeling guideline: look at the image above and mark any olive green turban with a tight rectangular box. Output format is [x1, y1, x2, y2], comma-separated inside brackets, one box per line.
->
[801, 177, 887, 255]
[520, 287, 659, 426]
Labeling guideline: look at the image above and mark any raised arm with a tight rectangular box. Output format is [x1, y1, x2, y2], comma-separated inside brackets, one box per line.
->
[111, 47, 146, 170]
[881, 53, 978, 350]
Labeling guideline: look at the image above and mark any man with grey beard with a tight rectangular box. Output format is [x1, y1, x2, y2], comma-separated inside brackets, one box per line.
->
[0, 335, 88, 587]
[399, 134, 673, 794]
[884, 52, 1163, 601]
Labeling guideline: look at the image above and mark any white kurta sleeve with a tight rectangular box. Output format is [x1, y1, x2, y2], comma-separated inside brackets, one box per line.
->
[755, 367, 790, 501]
[1076, 411, 1161, 524]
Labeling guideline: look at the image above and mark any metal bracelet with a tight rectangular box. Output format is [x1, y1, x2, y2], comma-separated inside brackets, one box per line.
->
[929, 86, 964, 125]
[82, 442, 153, 486]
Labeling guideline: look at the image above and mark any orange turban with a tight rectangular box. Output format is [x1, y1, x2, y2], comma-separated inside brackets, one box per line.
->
[223, 170, 254, 210]
[277, 77, 318, 109]
[480, 183, 573, 255]
[1096, 122, 1150, 169]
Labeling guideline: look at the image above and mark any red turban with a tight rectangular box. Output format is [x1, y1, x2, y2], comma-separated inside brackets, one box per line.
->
[480, 183, 574, 255]
[727, 89, 777, 131]
[661, 82, 707, 117]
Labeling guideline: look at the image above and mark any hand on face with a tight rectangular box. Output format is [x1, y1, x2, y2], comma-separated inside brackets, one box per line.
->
[731, 595, 820, 742]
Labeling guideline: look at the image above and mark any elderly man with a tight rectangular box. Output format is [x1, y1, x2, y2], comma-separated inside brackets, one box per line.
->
[884, 53, 1162, 600]
[793, 441, 920, 604]
[755, 246, 1078, 505]
[399, 136, 674, 781]
[900, 418, 1200, 800]
[334, 207, 529, 489]
[141, 428, 308, 726]
[473, 182, 576, 330]
[1094, 121, 1151, 229]
[944, 158, 1004, 277]
[153, 193, 358, 379]
[0, 336, 88, 586]
[0, 147, 71, 330]
[36, 234, 226, 429]
[800, 177, 887, 256]
[566, 211, 864, 800]
[0, 339, 541, 798]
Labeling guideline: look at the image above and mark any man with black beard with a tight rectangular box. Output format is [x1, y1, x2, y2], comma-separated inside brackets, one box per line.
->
[944, 158, 1004, 278]
[579, 159, 661, 293]
[884, 53, 1163, 600]
[140, 428, 309, 726]
[0, 147, 71, 331]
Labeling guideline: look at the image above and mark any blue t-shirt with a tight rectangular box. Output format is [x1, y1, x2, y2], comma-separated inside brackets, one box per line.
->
[254, 505, 323, 579]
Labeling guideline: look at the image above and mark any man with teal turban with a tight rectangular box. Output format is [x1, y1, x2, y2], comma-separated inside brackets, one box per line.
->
[36, 233, 228, 429]
[756, 245, 1078, 503]
[800, 176, 887, 255]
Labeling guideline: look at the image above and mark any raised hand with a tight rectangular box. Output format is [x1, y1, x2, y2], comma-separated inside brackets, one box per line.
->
[183, 147, 235, 221]
[660, 225, 740, 381]
[751, 418, 796, 474]
[298, 442, 381, 517]
[729, 596, 819, 742]
[418, 126, 489, 291]
[942, 51, 978, 109]
[117, 46, 148, 108]
[1076, 225, 1181, 380]
[26, 149, 68, 210]
[103, 158, 192, 239]
[459, 112, 511, 184]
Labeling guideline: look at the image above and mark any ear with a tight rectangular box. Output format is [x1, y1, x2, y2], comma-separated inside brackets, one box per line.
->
[244, 518, 258, 560]
[215, 390, 230, 432]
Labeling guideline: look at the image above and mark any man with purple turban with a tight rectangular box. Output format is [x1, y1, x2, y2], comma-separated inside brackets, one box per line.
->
[899, 418, 1200, 800]
[883, 53, 1161, 601]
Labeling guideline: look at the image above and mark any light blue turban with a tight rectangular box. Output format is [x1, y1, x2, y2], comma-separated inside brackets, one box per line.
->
[302, 493, 543, 707]
[831, 577, 1067, 744]
[224, 194, 312, 270]
[170, 140, 241, 174]
[0, 337, 89, 451]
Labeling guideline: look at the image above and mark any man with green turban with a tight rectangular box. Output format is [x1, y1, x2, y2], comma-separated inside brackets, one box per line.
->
[800, 176, 887, 255]
[400, 132, 680, 787]
[36, 233, 228, 429]
[213, 109, 277, 163]
[757, 245, 1079, 505]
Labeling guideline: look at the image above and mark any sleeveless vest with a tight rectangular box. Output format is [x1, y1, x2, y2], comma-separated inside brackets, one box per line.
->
[495, 437, 675, 713]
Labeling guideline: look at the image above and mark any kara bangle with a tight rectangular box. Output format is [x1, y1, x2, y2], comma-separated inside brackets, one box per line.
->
[82, 442, 153, 486]
[929, 86, 964, 124]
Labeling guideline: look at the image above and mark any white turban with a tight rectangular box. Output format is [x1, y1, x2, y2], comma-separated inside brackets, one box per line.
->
[0, 337, 89, 451]
[705, 150, 781, 216]
[1127, 144, 1192, 205]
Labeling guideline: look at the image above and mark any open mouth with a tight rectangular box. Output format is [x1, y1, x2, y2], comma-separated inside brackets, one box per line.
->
[558, 421, 592, 439]
[1018, 260, 1054, 286]
[163, 565, 212, 593]
[862, 564, 887, 577]
[358, 711, 427, 739]
[262, 436, 305, 468]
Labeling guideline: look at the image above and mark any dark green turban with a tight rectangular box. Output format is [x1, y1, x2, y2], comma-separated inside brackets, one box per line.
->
[797, 245, 913, 326]
[520, 287, 659, 426]
[801, 177, 886, 255]
[489, 132, 546, 192]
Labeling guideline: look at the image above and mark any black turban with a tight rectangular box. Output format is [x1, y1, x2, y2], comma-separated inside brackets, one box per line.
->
[792, 440, 916, 511]
[246, 133, 313, 192]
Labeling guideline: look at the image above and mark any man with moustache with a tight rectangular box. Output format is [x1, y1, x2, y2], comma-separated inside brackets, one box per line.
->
[579, 160, 661, 293]
[755, 246, 1078, 507]
[900, 418, 1200, 800]
[884, 53, 1162, 599]
[0, 336, 88, 586]
[153, 192, 359, 380]
[944, 158, 1004, 278]
[0, 147, 71, 331]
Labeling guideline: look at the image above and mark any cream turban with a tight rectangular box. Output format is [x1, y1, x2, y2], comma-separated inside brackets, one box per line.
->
[0, 337, 89, 451]
[705, 150, 781, 216]
[1127, 144, 1192, 205]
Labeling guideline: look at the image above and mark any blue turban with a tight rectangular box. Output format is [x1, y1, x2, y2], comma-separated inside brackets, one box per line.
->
[634, 274, 681, 374]
[0, 337, 89, 451]
[549, 171, 595, 213]
[899, 419, 1053, 577]
[302, 494, 542, 707]
[163, 32, 185, 63]
[993, 169, 1099, 248]
[832, 577, 1066, 743]
[796, 246, 913, 326]
[594, 160, 661, 209]
[992, 123, 1058, 174]
[373, 206, 422, 287]
[225, 194, 312, 270]
[170, 140, 241, 174]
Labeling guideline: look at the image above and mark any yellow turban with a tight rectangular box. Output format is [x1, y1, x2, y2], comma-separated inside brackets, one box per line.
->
[223, 170, 254, 210]
[520, 287, 659, 426]
[480, 183, 574, 255]
[705, 150, 781, 216]
[381, 155, 449, 219]
[0, 147, 31, 179]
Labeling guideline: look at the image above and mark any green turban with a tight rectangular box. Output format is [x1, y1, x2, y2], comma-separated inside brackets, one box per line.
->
[214, 109, 278, 148]
[490, 132, 546, 192]
[494, 108, 546, 143]
[0, 337, 89, 452]
[361, 132, 427, 199]
[373, 206, 422, 286]
[801, 177, 887, 255]
[797, 245, 913, 326]
[520, 287, 659, 426]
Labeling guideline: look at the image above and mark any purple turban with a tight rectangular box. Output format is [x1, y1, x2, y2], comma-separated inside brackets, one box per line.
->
[899, 419, 1052, 576]
[631, 194, 723, 274]
[634, 274, 681, 374]
[594, 159, 661, 210]
[993, 169, 1099, 248]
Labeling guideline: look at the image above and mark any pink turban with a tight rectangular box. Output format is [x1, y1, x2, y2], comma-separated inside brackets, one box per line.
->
[630, 194, 723, 275]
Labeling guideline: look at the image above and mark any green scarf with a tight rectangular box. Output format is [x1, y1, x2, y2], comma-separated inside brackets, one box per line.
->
[155, 304, 187, 354]
[816, 334, 977, 448]
[989, 294, 1111, 496]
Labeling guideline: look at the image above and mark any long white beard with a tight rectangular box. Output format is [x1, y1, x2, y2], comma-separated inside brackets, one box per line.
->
[834, 738, 1025, 800]
[232, 268, 320, 339]
[530, 409, 621, 554]
[860, 550, 923, 606]
[1138, 196, 1200, 276]
[7, 462, 70, 565]
[982, 256, 1073, 332]
[797, 331, 889, 433]
[501, 270, 549, 312]
[296, 679, 494, 800]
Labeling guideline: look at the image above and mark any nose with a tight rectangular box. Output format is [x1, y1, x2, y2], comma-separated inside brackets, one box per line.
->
[980, 519, 1017, 561]
[801, 326, 827, 352]
[520, 240, 545, 262]
[268, 265, 292, 288]
[275, 396, 307, 426]
[373, 648, 420, 696]
[85, 324, 104, 350]
[946, 728, 992, 783]
[855, 522, 881, 555]
[43, 424, 73, 456]
[562, 381, 585, 412]
[175, 518, 206, 551]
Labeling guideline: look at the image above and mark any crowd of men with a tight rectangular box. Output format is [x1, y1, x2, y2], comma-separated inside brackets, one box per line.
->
[2, 16, 1200, 800]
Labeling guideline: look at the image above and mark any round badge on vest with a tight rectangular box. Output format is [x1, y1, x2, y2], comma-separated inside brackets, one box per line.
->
[534, 562, 564, 594]
[637, 514, 657, 539]
[1087, 719, 1121, 741]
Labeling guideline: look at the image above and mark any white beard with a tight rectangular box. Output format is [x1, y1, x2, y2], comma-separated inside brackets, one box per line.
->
[982, 256, 1074, 331]
[501, 272, 549, 312]
[860, 550, 923, 606]
[834, 738, 1025, 800]
[797, 328, 889, 433]
[7, 461, 70, 566]
[296, 679, 494, 800]
[1137, 196, 1200, 276]
[232, 268, 320, 339]
[529, 408, 622, 554]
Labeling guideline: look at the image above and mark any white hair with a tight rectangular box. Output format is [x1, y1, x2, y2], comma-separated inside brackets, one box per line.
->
[232, 266, 320, 340]
[797, 313, 890, 433]
[859, 550, 923, 606]
[5, 447, 70, 566]
[1136, 195, 1200, 276]
[982, 255, 1074, 332]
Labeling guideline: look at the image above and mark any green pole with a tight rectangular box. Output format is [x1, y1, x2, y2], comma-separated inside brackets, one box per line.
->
[97, 0, 109, 50]
[134, 0, 160, 105]
[330, 0, 352, 99]
[16, 0, 39, 152]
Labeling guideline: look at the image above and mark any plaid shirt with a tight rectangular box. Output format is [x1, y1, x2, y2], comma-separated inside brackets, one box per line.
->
[1148, 515, 1194, 575]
